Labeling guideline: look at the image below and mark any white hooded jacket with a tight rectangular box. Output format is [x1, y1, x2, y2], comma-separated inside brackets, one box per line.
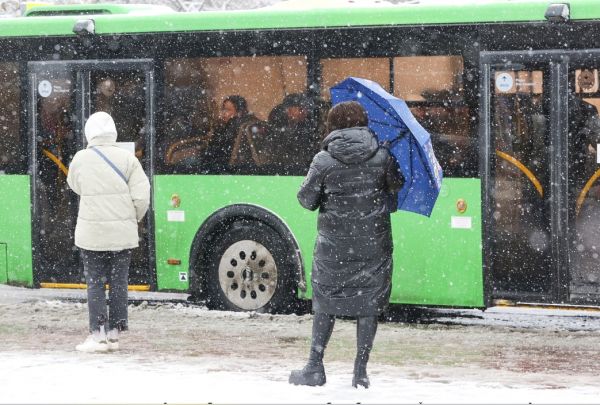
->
[67, 112, 150, 251]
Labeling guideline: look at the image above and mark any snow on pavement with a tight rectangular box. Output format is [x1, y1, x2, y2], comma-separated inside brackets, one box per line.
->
[1, 285, 600, 403]
[2, 351, 599, 404]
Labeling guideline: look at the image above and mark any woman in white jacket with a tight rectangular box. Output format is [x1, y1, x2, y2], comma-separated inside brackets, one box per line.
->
[67, 111, 150, 353]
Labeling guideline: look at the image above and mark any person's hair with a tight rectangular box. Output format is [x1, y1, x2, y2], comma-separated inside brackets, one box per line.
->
[326, 101, 368, 132]
[282, 93, 310, 109]
[223, 95, 248, 116]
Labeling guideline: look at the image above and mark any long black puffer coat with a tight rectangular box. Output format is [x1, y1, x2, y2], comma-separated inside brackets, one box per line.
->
[298, 127, 404, 316]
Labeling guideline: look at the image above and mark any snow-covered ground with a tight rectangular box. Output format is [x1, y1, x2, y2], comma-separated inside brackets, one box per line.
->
[1, 284, 600, 404]
[4, 351, 600, 404]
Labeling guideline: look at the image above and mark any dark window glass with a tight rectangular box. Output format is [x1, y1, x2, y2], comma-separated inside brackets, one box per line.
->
[159, 56, 321, 175]
[490, 68, 551, 295]
[569, 67, 600, 299]
[90, 71, 147, 162]
[394, 56, 477, 178]
[317, 55, 476, 178]
[0, 63, 23, 174]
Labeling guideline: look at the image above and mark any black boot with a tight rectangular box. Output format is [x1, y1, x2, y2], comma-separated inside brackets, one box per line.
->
[289, 313, 335, 386]
[352, 352, 370, 388]
[352, 316, 378, 388]
[289, 349, 326, 386]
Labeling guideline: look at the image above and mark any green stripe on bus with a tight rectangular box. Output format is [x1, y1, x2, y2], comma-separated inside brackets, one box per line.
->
[1, 0, 600, 37]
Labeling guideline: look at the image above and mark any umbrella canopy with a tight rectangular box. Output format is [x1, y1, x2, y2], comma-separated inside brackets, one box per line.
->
[330, 77, 443, 217]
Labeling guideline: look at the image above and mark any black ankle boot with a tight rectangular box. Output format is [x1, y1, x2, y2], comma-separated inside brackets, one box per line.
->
[289, 360, 326, 386]
[289, 313, 335, 387]
[352, 359, 369, 388]
[289, 347, 326, 386]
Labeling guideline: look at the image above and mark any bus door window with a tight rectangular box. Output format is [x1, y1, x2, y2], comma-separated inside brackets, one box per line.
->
[568, 67, 600, 298]
[160, 56, 309, 175]
[35, 72, 79, 280]
[490, 69, 551, 295]
[90, 70, 150, 284]
[0, 63, 22, 174]
[91, 71, 147, 161]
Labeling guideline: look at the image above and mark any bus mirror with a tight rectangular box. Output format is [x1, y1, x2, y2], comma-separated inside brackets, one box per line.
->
[73, 19, 95, 36]
[544, 3, 570, 23]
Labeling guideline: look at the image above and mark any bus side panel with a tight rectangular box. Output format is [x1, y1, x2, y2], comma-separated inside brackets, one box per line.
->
[153, 175, 317, 294]
[390, 178, 484, 307]
[0, 175, 33, 286]
[154, 175, 483, 307]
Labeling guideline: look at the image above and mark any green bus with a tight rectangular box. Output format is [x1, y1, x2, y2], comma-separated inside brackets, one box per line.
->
[1, 0, 599, 312]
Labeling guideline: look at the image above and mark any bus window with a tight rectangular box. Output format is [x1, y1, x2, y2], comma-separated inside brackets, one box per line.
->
[0, 63, 22, 174]
[318, 57, 390, 148]
[161, 59, 214, 172]
[319, 57, 390, 99]
[160, 56, 312, 175]
[394, 56, 477, 177]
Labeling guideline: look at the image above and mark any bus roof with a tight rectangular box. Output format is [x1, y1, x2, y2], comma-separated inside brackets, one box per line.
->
[0, 0, 598, 38]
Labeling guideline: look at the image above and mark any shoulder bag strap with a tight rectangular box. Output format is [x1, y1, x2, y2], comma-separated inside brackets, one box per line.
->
[89, 146, 128, 183]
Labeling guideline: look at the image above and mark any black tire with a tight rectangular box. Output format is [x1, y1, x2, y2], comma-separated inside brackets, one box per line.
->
[203, 217, 297, 313]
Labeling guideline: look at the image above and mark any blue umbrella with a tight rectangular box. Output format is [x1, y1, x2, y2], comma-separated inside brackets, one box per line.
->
[330, 77, 443, 217]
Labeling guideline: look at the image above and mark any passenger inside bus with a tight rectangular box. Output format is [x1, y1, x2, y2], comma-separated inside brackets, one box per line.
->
[569, 93, 600, 289]
[411, 94, 477, 178]
[93, 75, 147, 160]
[38, 103, 75, 212]
[224, 96, 269, 169]
[162, 91, 213, 172]
[201, 95, 267, 172]
[37, 98, 78, 269]
[163, 94, 268, 173]
[163, 114, 207, 170]
[570, 95, 600, 196]
[267, 93, 322, 169]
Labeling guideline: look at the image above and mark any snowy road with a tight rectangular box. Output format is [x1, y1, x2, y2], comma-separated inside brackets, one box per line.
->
[1, 285, 600, 404]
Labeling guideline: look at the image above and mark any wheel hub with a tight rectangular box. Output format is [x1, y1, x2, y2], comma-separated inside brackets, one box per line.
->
[218, 239, 278, 310]
[241, 267, 254, 281]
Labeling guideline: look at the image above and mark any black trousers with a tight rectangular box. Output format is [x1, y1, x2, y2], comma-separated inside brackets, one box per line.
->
[80, 249, 131, 332]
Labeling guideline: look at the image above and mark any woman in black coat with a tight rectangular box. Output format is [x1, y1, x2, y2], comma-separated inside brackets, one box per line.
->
[289, 101, 404, 388]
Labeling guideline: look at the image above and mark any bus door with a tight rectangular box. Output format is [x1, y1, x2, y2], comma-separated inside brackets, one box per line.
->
[484, 59, 554, 302]
[482, 51, 600, 304]
[567, 59, 600, 303]
[29, 60, 155, 288]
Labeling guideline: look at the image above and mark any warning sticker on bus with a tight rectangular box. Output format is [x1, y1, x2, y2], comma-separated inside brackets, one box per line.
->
[451, 216, 472, 229]
[167, 210, 185, 222]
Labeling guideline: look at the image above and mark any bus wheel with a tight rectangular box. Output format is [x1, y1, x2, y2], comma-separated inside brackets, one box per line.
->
[204, 218, 296, 313]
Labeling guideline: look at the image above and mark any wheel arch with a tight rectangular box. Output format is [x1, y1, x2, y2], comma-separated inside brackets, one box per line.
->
[188, 203, 306, 300]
